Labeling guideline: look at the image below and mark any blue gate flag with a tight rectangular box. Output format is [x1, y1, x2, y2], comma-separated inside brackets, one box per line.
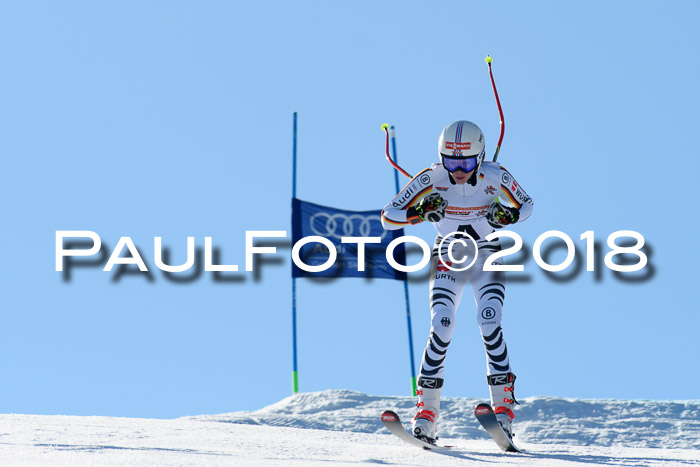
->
[291, 198, 406, 280]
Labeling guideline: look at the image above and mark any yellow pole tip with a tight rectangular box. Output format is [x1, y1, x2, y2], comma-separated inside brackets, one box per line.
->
[485, 56, 493, 64]
[381, 123, 389, 130]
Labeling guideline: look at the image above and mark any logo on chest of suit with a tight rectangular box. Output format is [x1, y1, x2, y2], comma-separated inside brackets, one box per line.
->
[484, 185, 496, 195]
[436, 186, 449, 192]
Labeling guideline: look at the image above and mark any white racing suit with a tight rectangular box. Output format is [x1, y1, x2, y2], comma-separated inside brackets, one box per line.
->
[381, 161, 533, 435]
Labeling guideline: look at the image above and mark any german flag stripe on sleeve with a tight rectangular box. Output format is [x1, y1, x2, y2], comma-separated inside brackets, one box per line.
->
[381, 211, 409, 226]
[406, 186, 432, 208]
[500, 185, 521, 208]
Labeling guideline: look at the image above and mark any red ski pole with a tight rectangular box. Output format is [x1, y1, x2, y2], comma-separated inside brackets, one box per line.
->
[485, 55, 505, 162]
[381, 123, 412, 179]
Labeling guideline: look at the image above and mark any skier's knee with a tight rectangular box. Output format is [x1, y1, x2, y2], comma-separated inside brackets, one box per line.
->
[431, 310, 455, 341]
[476, 303, 502, 334]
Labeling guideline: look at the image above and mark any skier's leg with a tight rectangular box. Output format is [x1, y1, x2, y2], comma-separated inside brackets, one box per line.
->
[471, 265, 510, 375]
[412, 240, 468, 441]
[470, 240, 517, 437]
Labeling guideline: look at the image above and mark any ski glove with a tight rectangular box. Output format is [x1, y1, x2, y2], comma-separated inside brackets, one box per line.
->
[407, 193, 448, 224]
[486, 199, 520, 229]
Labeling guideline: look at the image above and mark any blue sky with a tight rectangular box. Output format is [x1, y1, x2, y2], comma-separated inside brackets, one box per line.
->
[2, 1, 699, 418]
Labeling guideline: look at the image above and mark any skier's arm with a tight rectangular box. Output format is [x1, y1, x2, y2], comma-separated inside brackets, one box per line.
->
[381, 168, 435, 230]
[497, 166, 533, 223]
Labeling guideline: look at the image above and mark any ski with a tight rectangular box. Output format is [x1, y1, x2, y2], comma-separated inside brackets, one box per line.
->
[380, 410, 449, 450]
[474, 403, 521, 453]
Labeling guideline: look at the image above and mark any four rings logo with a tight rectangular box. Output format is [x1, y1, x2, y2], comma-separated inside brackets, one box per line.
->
[309, 213, 388, 239]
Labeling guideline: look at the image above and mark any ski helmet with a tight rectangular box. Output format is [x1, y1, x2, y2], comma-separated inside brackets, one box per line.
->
[438, 121, 486, 174]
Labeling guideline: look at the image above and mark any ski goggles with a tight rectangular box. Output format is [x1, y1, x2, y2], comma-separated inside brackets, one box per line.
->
[441, 155, 478, 173]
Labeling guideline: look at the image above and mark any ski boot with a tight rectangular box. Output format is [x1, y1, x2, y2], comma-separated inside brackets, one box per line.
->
[487, 372, 518, 439]
[411, 378, 443, 444]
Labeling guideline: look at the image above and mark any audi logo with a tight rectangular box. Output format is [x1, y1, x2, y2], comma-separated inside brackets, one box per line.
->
[309, 213, 387, 239]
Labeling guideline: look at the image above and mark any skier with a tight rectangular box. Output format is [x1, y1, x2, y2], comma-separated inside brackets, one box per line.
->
[381, 120, 533, 443]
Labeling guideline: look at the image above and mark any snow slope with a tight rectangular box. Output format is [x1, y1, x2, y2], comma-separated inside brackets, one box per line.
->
[192, 389, 700, 450]
[1, 390, 698, 466]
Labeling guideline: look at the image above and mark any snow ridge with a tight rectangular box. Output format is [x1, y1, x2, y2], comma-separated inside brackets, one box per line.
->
[189, 389, 700, 450]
